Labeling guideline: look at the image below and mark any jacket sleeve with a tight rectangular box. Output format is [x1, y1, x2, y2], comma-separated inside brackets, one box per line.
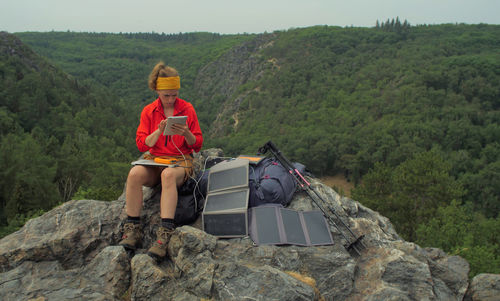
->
[136, 108, 152, 152]
[187, 107, 203, 153]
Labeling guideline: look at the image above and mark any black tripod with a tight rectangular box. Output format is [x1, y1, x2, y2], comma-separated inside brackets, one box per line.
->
[258, 141, 366, 256]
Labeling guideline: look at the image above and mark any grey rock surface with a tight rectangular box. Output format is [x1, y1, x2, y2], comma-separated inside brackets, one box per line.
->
[0, 246, 129, 300]
[464, 273, 500, 301]
[0, 149, 497, 300]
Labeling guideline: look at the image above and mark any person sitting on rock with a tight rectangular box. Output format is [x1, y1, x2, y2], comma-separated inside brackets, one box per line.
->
[119, 61, 203, 260]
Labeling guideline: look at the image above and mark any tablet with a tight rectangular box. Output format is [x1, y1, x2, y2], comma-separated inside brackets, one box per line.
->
[163, 116, 187, 136]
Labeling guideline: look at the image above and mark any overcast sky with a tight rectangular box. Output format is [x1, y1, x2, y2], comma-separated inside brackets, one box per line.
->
[2, 0, 499, 34]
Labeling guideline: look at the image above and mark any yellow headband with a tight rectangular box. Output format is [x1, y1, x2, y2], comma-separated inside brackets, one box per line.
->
[156, 76, 180, 90]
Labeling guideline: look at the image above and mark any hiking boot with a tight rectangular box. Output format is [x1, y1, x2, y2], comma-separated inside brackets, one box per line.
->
[147, 226, 174, 260]
[119, 222, 142, 250]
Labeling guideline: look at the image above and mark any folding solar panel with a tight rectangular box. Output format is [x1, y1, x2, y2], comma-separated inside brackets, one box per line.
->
[203, 188, 249, 213]
[281, 209, 307, 245]
[248, 205, 333, 246]
[207, 159, 249, 193]
[251, 205, 281, 244]
[203, 212, 248, 237]
[302, 211, 335, 245]
[202, 188, 249, 238]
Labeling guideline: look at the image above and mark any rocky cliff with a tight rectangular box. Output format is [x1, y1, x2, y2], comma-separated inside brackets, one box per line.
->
[0, 149, 499, 300]
[194, 34, 276, 138]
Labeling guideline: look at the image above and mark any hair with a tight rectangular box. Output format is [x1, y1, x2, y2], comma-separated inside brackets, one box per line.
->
[148, 61, 179, 90]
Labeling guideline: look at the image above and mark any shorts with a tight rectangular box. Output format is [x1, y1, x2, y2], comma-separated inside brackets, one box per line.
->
[143, 153, 194, 182]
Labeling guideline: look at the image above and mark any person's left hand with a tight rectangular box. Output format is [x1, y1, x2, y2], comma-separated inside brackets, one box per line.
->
[170, 123, 190, 137]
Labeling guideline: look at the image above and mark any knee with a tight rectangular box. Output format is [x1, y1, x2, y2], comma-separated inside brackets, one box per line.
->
[160, 168, 177, 186]
[127, 166, 147, 185]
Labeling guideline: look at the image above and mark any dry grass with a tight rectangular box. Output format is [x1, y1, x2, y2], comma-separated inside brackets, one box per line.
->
[285, 271, 325, 301]
[319, 174, 354, 197]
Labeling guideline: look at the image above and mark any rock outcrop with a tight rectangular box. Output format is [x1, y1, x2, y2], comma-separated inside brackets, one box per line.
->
[0, 149, 497, 300]
[464, 273, 500, 301]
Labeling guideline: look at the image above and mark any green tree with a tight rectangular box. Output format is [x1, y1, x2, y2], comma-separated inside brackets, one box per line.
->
[353, 151, 464, 241]
[392, 151, 465, 240]
[351, 162, 393, 207]
[0, 133, 59, 225]
[416, 200, 500, 277]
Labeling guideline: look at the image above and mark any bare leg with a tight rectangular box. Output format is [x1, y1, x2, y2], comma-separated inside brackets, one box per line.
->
[159, 167, 186, 219]
[125, 165, 161, 217]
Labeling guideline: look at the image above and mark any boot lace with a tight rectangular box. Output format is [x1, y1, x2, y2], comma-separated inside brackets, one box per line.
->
[156, 227, 174, 247]
[123, 222, 137, 232]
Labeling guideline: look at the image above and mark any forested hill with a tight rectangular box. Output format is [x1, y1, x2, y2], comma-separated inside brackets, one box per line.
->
[0, 32, 138, 235]
[204, 24, 499, 177]
[15, 31, 255, 130]
[5, 23, 500, 276]
[16, 26, 500, 179]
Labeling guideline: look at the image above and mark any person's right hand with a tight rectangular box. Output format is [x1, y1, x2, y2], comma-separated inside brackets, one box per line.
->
[158, 119, 168, 133]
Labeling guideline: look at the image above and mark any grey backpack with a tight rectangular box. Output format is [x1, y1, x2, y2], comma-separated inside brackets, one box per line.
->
[248, 158, 298, 207]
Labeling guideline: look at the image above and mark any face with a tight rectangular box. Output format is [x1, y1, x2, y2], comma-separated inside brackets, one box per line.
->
[157, 89, 178, 107]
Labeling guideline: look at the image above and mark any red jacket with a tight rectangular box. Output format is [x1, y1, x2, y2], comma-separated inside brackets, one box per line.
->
[136, 98, 203, 156]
